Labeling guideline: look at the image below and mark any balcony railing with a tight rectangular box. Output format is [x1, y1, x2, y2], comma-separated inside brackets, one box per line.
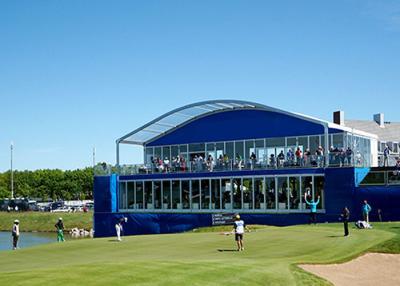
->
[94, 152, 370, 176]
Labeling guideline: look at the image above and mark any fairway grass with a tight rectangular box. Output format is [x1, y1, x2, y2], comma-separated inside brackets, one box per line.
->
[0, 223, 397, 286]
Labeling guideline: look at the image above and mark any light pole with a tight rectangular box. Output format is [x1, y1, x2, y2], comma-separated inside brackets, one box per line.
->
[10, 141, 14, 199]
[93, 146, 96, 167]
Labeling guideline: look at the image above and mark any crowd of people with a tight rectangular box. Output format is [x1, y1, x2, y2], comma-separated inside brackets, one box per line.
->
[144, 145, 357, 174]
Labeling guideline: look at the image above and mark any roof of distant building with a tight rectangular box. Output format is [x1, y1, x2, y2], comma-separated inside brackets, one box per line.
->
[345, 120, 400, 142]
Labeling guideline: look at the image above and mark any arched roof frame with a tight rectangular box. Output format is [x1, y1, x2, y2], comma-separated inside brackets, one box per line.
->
[117, 100, 330, 146]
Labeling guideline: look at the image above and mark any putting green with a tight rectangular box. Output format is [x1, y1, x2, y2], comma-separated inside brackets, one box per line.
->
[0, 223, 395, 285]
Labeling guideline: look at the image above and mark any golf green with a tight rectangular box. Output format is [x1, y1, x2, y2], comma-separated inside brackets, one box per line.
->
[0, 223, 397, 285]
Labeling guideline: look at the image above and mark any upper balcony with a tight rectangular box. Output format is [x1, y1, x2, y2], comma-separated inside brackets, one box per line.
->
[94, 151, 370, 176]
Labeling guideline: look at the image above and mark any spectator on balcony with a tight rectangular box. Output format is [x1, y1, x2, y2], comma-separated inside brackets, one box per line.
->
[235, 153, 243, 170]
[157, 157, 164, 172]
[197, 155, 204, 172]
[269, 154, 276, 168]
[346, 147, 353, 166]
[286, 148, 294, 166]
[339, 148, 346, 166]
[304, 148, 311, 166]
[164, 157, 170, 172]
[316, 146, 324, 167]
[179, 155, 186, 172]
[250, 152, 257, 170]
[207, 154, 214, 172]
[384, 145, 390, 167]
[295, 147, 303, 166]
[218, 154, 224, 169]
[223, 153, 229, 169]
[277, 151, 285, 167]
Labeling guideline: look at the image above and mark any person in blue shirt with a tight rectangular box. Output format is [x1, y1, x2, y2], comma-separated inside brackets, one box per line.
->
[304, 194, 320, 224]
[362, 200, 372, 223]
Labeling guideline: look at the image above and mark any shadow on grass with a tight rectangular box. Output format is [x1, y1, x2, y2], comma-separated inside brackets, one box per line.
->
[217, 249, 238, 252]
[327, 235, 344, 238]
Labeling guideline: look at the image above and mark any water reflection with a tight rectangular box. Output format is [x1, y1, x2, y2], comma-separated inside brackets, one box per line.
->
[0, 231, 56, 251]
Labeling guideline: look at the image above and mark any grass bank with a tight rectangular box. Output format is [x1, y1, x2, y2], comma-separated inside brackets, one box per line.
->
[0, 212, 93, 232]
[0, 222, 398, 285]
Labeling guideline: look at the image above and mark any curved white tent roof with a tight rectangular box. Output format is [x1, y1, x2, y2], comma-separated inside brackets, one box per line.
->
[117, 100, 331, 146]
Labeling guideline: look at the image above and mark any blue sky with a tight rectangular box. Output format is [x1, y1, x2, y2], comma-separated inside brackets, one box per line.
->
[1, 1, 400, 171]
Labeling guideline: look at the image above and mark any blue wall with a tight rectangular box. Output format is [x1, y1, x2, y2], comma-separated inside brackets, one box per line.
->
[147, 109, 326, 146]
[94, 168, 400, 238]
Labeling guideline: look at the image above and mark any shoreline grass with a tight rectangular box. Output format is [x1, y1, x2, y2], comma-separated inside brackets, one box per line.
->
[0, 211, 93, 232]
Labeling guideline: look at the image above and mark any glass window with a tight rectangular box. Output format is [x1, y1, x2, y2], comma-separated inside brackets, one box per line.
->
[267, 147, 276, 167]
[154, 181, 162, 209]
[222, 178, 232, 209]
[181, 180, 190, 209]
[162, 146, 170, 161]
[314, 176, 325, 209]
[233, 178, 242, 209]
[191, 180, 200, 209]
[360, 172, 385, 185]
[171, 145, 179, 159]
[287, 137, 297, 147]
[162, 180, 171, 209]
[277, 177, 288, 210]
[225, 142, 234, 163]
[179, 144, 188, 163]
[298, 137, 308, 151]
[136, 181, 144, 209]
[119, 182, 127, 210]
[211, 179, 221, 209]
[243, 178, 253, 210]
[127, 182, 134, 209]
[216, 142, 224, 160]
[266, 137, 285, 147]
[309, 136, 319, 154]
[144, 181, 153, 209]
[255, 140, 266, 166]
[189, 143, 205, 153]
[145, 147, 153, 165]
[301, 176, 312, 210]
[320, 135, 326, 151]
[235, 141, 244, 161]
[254, 178, 264, 209]
[388, 171, 400, 185]
[154, 147, 161, 159]
[200, 179, 210, 209]
[172, 181, 181, 209]
[179, 145, 188, 153]
[288, 177, 300, 210]
[333, 134, 344, 149]
[245, 140, 255, 164]
[266, 177, 276, 209]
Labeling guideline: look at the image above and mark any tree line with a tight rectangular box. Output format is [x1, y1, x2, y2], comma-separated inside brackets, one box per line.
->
[0, 168, 93, 200]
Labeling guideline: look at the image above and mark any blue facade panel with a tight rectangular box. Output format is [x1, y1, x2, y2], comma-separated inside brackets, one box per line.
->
[323, 168, 355, 218]
[147, 110, 326, 146]
[94, 176, 112, 213]
[354, 185, 400, 222]
[94, 167, 400, 238]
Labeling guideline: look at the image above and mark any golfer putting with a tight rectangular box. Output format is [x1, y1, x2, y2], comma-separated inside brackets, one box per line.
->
[233, 214, 250, 251]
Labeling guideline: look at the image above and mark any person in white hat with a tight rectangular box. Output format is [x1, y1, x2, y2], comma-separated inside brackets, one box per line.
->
[232, 214, 250, 251]
[55, 217, 65, 242]
[12, 219, 20, 250]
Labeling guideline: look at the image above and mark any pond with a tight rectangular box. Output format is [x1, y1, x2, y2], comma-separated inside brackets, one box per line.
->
[0, 231, 57, 251]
